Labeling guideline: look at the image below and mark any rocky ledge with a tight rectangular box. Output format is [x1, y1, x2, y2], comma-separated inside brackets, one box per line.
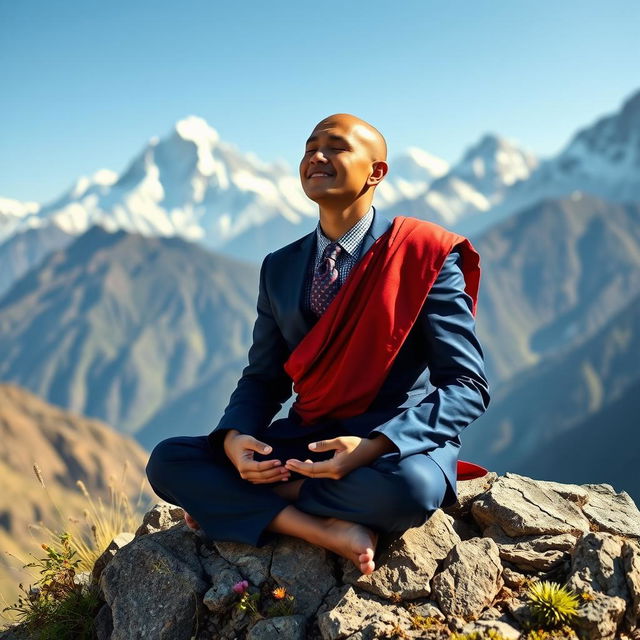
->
[10, 473, 640, 639]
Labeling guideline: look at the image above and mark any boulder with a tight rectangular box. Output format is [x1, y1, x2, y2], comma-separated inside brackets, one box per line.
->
[343, 509, 460, 600]
[431, 537, 503, 620]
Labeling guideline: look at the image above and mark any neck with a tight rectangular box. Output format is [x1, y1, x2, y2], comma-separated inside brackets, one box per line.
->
[317, 199, 373, 241]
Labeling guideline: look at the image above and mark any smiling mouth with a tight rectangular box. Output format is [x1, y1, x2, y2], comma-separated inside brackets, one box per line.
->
[308, 172, 334, 178]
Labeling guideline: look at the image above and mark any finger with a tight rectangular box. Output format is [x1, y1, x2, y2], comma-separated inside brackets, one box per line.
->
[285, 458, 335, 478]
[308, 438, 340, 452]
[243, 466, 290, 483]
[239, 459, 283, 475]
[244, 437, 274, 455]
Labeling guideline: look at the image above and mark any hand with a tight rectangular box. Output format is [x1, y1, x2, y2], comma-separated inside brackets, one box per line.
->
[223, 430, 290, 484]
[284, 435, 395, 480]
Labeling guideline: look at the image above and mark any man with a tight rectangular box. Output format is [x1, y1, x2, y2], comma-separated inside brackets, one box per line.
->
[146, 113, 490, 576]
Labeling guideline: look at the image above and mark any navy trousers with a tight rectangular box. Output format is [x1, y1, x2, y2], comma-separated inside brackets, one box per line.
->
[145, 423, 448, 547]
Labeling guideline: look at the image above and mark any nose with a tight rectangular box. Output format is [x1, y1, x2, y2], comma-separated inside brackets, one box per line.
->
[309, 149, 328, 164]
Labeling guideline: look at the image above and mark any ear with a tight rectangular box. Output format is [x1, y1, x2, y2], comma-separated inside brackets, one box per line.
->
[368, 160, 388, 186]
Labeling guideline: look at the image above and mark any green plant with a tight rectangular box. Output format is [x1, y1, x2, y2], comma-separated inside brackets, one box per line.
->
[265, 586, 295, 617]
[525, 581, 580, 630]
[450, 630, 508, 640]
[410, 614, 444, 630]
[2, 532, 102, 639]
[525, 626, 575, 640]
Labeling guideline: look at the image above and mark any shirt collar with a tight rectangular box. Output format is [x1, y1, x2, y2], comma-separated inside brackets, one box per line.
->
[315, 206, 375, 258]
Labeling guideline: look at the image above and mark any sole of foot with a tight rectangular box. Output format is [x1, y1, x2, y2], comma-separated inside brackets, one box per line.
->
[184, 511, 201, 531]
[320, 518, 378, 575]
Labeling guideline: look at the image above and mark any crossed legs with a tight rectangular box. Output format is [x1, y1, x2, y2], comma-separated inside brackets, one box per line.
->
[146, 435, 447, 574]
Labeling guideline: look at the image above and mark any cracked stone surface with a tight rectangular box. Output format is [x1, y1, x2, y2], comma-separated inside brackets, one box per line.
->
[472, 473, 591, 536]
[214, 540, 274, 587]
[342, 509, 460, 600]
[432, 537, 503, 620]
[134, 501, 185, 537]
[8, 474, 637, 640]
[317, 586, 414, 640]
[246, 615, 306, 639]
[579, 484, 640, 538]
[270, 535, 336, 618]
[483, 523, 577, 571]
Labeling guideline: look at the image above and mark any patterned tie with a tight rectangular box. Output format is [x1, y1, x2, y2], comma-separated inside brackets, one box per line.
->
[310, 242, 343, 316]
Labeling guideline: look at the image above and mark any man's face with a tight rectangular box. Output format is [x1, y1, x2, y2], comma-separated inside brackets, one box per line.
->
[299, 119, 379, 206]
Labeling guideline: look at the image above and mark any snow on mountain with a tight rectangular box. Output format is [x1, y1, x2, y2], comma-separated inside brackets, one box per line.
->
[375, 147, 449, 207]
[463, 89, 640, 237]
[0, 197, 41, 244]
[0, 117, 444, 258]
[383, 134, 538, 229]
[3, 89, 639, 260]
[11, 116, 318, 251]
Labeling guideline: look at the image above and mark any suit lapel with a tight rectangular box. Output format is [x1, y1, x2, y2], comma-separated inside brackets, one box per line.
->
[284, 207, 393, 345]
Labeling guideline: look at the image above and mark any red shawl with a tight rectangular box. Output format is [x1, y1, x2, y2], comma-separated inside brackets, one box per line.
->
[284, 216, 487, 481]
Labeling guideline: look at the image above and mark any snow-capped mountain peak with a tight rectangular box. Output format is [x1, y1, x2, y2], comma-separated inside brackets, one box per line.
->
[453, 133, 538, 194]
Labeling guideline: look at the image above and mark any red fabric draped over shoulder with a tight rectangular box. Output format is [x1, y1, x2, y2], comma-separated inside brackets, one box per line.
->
[283, 216, 487, 480]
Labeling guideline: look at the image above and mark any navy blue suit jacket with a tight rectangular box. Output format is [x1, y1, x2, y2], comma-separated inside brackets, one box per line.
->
[208, 209, 490, 506]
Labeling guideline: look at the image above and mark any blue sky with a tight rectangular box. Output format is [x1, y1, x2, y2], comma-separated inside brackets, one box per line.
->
[1, 0, 639, 203]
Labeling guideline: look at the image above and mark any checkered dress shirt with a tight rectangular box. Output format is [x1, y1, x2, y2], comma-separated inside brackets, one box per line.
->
[303, 206, 375, 314]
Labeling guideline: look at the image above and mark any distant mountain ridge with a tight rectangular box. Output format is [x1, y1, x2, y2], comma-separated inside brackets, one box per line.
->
[0, 226, 260, 440]
[1, 87, 637, 292]
[463, 287, 640, 503]
[473, 194, 640, 382]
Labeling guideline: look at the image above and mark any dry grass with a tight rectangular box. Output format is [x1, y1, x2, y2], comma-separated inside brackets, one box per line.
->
[0, 460, 152, 632]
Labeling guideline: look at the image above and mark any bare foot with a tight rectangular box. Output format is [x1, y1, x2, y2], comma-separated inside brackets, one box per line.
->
[317, 518, 378, 575]
[184, 511, 201, 530]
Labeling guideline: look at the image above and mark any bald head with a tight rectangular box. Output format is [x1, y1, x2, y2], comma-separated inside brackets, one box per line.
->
[311, 113, 387, 163]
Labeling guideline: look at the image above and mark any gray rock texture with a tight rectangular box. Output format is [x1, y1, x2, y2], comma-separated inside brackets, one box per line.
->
[4, 473, 640, 640]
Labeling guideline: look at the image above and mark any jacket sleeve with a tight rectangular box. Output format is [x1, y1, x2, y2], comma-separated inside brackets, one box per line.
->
[369, 247, 490, 459]
[208, 252, 293, 448]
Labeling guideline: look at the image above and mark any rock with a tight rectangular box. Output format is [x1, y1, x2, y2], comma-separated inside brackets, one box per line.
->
[91, 532, 135, 583]
[444, 471, 498, 518]
[460, 619, 521, 639]
[317, 586, 413, 640]
[472, 474, 591, 537]
[431, 537, 503, 620]
[135, 501, 184, 536]
[484, 524, 577, 571]
[343, 509, 460, 600]
[572, 591, 626, 640]
[407, 600, 446, 621]
[215, 540, 274, 587]
[93, 603, 113, 640]
[73, 472, 640, 639]
[246, 615, 306, 640]
[100, 527, 208, 640]
[567, 532, 629, 601]
[580, 484, 640, 538]
[623, 540, 640, 628]
[502, 566, 530, 590]
[270, 535, 336, 618]
[201, 551, 245, 613]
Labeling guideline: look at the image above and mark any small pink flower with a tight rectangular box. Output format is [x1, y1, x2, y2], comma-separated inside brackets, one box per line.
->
[232, 580, 249, 594]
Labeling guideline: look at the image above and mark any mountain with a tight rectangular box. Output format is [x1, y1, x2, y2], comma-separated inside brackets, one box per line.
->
[0, 383, 154, 616]
[0, 226, 260, 440]
[473, 194, 640, 382]
[462, 88, 640, 237]
[2, 88, 639, 264]
[11, 118, 316, 252]
[382, 134, 538, 230]
[0, 223, 74, 299]
[463, 288, 640, 502]
[0, 119, 450, 264]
